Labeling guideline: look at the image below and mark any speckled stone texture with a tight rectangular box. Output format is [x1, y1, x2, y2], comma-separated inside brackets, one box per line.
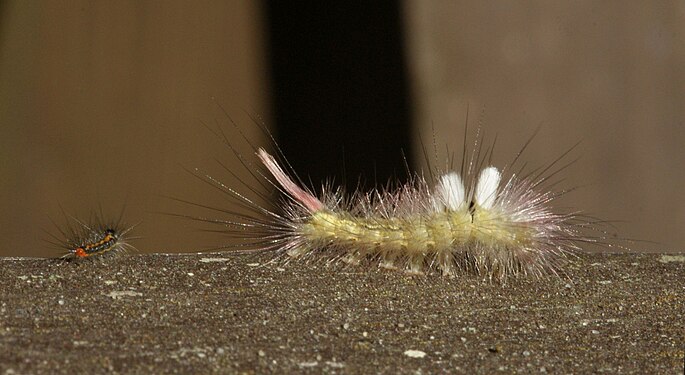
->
[0, 252, 683, 374]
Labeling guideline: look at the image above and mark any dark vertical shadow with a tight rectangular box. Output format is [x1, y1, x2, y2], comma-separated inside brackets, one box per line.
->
[264, 2, 412, 192]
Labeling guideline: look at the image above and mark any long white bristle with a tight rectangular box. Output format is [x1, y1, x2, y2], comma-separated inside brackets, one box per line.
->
[433, 172, 465, 211]
[475, 167, 501, 209]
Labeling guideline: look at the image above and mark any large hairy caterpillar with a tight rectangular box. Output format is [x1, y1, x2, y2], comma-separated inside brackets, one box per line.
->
[187, 119, 603, 280]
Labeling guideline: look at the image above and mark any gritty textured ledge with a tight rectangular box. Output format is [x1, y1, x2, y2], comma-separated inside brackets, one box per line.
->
[0, 252, 683, 374]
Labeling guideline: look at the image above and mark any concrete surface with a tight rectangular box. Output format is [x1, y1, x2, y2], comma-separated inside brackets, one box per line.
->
[0, 252, 683, 374]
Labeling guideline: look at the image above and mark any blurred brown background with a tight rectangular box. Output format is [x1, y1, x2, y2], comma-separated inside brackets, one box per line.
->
[1, 1, 683, 257]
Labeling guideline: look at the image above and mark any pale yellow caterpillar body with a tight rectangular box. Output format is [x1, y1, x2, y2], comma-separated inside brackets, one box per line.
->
[189, 122, 599, 280]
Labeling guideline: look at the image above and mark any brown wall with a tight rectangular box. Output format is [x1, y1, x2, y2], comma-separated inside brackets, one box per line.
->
[1, 1, 683, 257]
[0, 1, 269, 256]
[404, 1, 685, 253]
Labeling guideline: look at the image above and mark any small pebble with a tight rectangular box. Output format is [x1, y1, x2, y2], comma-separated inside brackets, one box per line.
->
[404, 350, 426, 358]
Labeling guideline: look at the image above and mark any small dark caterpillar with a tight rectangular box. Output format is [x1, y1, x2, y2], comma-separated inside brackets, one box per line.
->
[71, 228, 121, 258]
[47, 209, 138, 260]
